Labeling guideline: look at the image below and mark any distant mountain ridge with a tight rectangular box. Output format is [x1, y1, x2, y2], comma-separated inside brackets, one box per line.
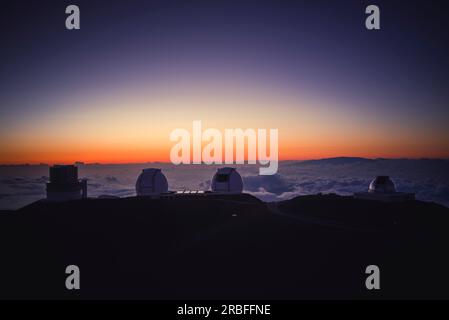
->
[297, 157, 449, 166]
[298, 157, 373, 165]
[2, 157, 449, 167]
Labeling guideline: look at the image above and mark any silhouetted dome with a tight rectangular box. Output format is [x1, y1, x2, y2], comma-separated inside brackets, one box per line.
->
[136, 168, 168, 196]
[211, 167, 243, 193]
[368, 176, 396, 194]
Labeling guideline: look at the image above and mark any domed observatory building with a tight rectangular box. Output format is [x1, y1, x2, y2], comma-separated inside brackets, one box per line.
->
[136, 168, 168, 197]
[354, 176, 414, 202]
[46, 165, 87, 202]
[369, 176, 396, 193]
[211, 167, 243, 194]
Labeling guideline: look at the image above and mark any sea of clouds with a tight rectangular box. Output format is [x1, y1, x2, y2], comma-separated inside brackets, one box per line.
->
[1, 158, 449, 210]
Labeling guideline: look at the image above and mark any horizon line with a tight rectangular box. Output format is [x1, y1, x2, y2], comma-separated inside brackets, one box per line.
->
[1, 156, 449, 167]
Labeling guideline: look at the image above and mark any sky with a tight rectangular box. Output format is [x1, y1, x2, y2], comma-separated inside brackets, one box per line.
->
[1, 0, 449, 164]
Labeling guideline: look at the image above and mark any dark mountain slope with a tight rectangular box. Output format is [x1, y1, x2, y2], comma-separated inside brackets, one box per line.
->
[0, 194, 448, 299]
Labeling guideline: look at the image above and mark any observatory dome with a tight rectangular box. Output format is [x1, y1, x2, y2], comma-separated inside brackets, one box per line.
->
[211, 167, 243, 193]
[368, 176, 396, 194]
[136, 168, 168, 196]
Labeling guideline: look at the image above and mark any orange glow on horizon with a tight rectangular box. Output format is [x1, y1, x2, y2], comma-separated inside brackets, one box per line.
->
[2, 143, 449, 165]
[2, 85, 449, 165]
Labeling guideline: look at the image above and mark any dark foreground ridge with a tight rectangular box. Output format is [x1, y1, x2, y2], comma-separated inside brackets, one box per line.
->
[0, 194, 448, 299]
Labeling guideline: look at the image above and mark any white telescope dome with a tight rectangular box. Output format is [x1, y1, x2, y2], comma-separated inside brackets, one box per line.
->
[211, 167, 243, 193]
[136, 168, 168, 196]
[368, 176, 396, 194]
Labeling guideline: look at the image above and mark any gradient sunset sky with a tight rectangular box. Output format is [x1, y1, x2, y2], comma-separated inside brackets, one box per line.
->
[1, 0, 449, 164]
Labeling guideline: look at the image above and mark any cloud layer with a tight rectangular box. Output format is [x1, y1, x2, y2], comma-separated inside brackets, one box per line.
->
[1, 158, 449, 210]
